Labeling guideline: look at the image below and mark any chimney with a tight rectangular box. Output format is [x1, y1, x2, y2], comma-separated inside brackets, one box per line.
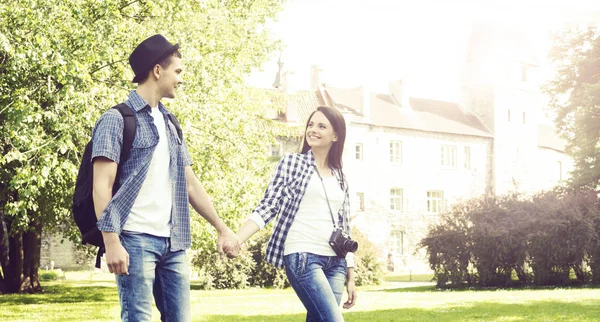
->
[389, 79, 410, 108]
[282, 70, 297, 95]
[360, 84, 370, 117]
[310, 64, 324, 91]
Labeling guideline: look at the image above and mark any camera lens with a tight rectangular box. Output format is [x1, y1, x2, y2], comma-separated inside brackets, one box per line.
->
[344, 240, 358, 252]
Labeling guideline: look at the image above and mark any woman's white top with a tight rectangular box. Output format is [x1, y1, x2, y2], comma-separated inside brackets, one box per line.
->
[284, 174, 354, 266]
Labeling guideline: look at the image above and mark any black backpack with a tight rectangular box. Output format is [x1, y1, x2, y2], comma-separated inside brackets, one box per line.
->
[72, 103, 183, 268]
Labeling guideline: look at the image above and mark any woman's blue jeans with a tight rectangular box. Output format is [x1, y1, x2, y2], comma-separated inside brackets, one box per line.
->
[284, 252, 347, 322]
[116, 231, 191, 322]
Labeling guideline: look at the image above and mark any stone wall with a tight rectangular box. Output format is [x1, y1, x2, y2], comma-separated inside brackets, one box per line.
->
[40, 233, 92, 270]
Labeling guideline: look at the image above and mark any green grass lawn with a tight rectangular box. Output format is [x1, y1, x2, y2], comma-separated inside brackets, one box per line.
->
[2, 272, 600, 321]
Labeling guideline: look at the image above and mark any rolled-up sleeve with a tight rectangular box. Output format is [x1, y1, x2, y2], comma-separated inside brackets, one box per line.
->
[346, 252, 355, 268]
[181, 139, 193, 167]
[91, 110, 123, 164]
[91, 110, 124, 233]
[249, 154, 290, 229]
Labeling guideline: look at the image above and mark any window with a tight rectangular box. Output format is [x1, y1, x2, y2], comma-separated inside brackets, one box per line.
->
[427, 190, 444, 213]
[464, 146, 471, 169]
[356, 192, 365, 211]
[441, 145, 456, 168]
[355, 143, 363, 160]
[522, 112, 526, 125]
[464, 147, 471, 169]
[390, 188, 403, 212]
[508, 109, 511, 122]
[558, 161, 562, 181]
[390, 141, 402, 163]
[390, 231, 404, 256]
[269, 144, 281, 157]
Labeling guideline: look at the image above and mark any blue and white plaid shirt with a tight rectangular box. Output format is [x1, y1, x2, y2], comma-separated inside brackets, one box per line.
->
[249, 151, 352, 268]
[91, 90, 193, 251]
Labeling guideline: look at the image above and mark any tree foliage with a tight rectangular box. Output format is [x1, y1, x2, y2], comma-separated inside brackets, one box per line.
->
[545, 28, 600, 188]
[419, 187, 600, 288]
[0, 0, 284, 293]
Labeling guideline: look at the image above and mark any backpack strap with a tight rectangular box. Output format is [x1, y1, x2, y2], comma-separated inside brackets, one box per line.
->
[167, 113, 183, 141]
[113, 103, 136, 163]
[92, 104, 136, 269]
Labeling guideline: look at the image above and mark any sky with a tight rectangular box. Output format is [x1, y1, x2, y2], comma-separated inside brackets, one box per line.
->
[246, 0, 600, 102]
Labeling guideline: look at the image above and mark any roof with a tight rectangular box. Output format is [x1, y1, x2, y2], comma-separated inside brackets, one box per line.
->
[284, 90, 321, 125]
[537, 124, 567, 152]
[326, 86, 493, 138]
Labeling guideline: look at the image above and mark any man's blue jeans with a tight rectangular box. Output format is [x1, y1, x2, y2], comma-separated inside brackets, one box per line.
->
[116, 231, 191, 322]
[284, 252, 347, 322]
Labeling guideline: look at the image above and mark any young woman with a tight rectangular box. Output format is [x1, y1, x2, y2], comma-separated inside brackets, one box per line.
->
[236, 106, 357, 321]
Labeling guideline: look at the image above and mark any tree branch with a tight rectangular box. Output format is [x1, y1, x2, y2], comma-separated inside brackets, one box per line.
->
[90, 59, 128, 75]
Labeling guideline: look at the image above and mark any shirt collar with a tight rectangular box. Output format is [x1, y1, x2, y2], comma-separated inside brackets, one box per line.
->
[126, 90, 171, 115]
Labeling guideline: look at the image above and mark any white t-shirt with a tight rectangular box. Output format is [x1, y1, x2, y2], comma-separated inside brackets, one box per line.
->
[284, 174, 344, 257]
[124, 107, 173, 236]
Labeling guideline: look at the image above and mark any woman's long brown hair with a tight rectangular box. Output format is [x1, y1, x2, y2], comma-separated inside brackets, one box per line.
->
[300, 106, 346, 170]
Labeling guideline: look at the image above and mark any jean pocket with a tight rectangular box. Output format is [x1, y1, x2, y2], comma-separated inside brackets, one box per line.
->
[285, 252, 308, 277]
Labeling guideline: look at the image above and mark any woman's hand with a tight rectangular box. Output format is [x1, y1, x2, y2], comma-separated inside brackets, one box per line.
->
[343, 279, 357, 309]
[343, 267, 357, 309]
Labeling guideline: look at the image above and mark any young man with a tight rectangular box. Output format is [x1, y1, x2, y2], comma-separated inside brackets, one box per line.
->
[91, 34, 239, 321]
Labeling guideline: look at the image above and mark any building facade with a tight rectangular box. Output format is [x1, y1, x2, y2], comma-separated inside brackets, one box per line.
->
[269, 26, 574, 273]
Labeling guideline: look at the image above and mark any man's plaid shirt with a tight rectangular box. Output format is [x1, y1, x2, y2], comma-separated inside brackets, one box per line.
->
[91, 90, 193, 251]
[249, 150, 352, 268]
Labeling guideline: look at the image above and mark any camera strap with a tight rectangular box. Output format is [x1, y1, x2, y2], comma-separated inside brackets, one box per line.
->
[313, 165, 340, 230]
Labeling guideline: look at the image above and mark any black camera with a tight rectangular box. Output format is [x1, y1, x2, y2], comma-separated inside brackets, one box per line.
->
[329, 228, 358, 258]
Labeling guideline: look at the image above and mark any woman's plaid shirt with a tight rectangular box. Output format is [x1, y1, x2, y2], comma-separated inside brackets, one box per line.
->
[249, 151, 351, 268]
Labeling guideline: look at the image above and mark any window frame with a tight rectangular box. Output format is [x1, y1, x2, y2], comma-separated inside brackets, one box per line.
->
[441, 145, 457, 169]
[390, 231, 404, 256]
[389, 141, 402, 164]
[390, 188, 403, 212]
[427, 190, 444, 213]
[355, 143, 363, 161]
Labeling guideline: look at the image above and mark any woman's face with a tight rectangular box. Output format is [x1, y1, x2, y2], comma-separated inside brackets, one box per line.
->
[305, 111, 337, 150]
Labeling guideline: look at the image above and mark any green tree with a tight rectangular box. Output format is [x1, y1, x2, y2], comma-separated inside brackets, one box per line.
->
[0, 0, 283, 294]
[545, 28, 600, 188]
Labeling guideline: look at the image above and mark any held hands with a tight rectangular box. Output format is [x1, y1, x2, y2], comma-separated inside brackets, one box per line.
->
[217, 227, 241, 259]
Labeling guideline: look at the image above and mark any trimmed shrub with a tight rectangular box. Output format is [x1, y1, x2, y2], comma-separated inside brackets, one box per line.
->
[419, 207, 472, 288]
[469, 195, 529, 286]
[420, 186, 600, 288]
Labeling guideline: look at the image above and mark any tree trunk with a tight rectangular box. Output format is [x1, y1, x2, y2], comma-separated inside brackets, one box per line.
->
[0, 215, 9, 294]
[6, 232, 23, 293]
[0, 220, 45, 294]
[21, 219, 42, 293]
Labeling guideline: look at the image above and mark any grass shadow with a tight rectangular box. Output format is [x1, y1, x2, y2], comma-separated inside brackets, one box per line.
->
[0, 284, 115, 305]
[198, 300, 600, 322]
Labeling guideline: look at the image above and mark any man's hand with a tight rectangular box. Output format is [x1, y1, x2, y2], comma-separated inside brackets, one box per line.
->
[343, 279, 357, 309]
[218, 227, 240, 259]
[103, 232, 129, 275]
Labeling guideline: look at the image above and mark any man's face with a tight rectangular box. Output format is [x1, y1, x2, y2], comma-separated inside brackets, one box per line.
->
[157, 56, 183, 99]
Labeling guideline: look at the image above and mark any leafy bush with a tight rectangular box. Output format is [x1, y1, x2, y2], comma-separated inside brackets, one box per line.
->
[352, 228, 384, 286]
[419, 187, 600, 288]
[469, 195, 529, 286]
[419, 207, 473, 288]
[39, 270, 59, 281]
[191, 251, 255, 290]
[246, 229, 289, 289]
